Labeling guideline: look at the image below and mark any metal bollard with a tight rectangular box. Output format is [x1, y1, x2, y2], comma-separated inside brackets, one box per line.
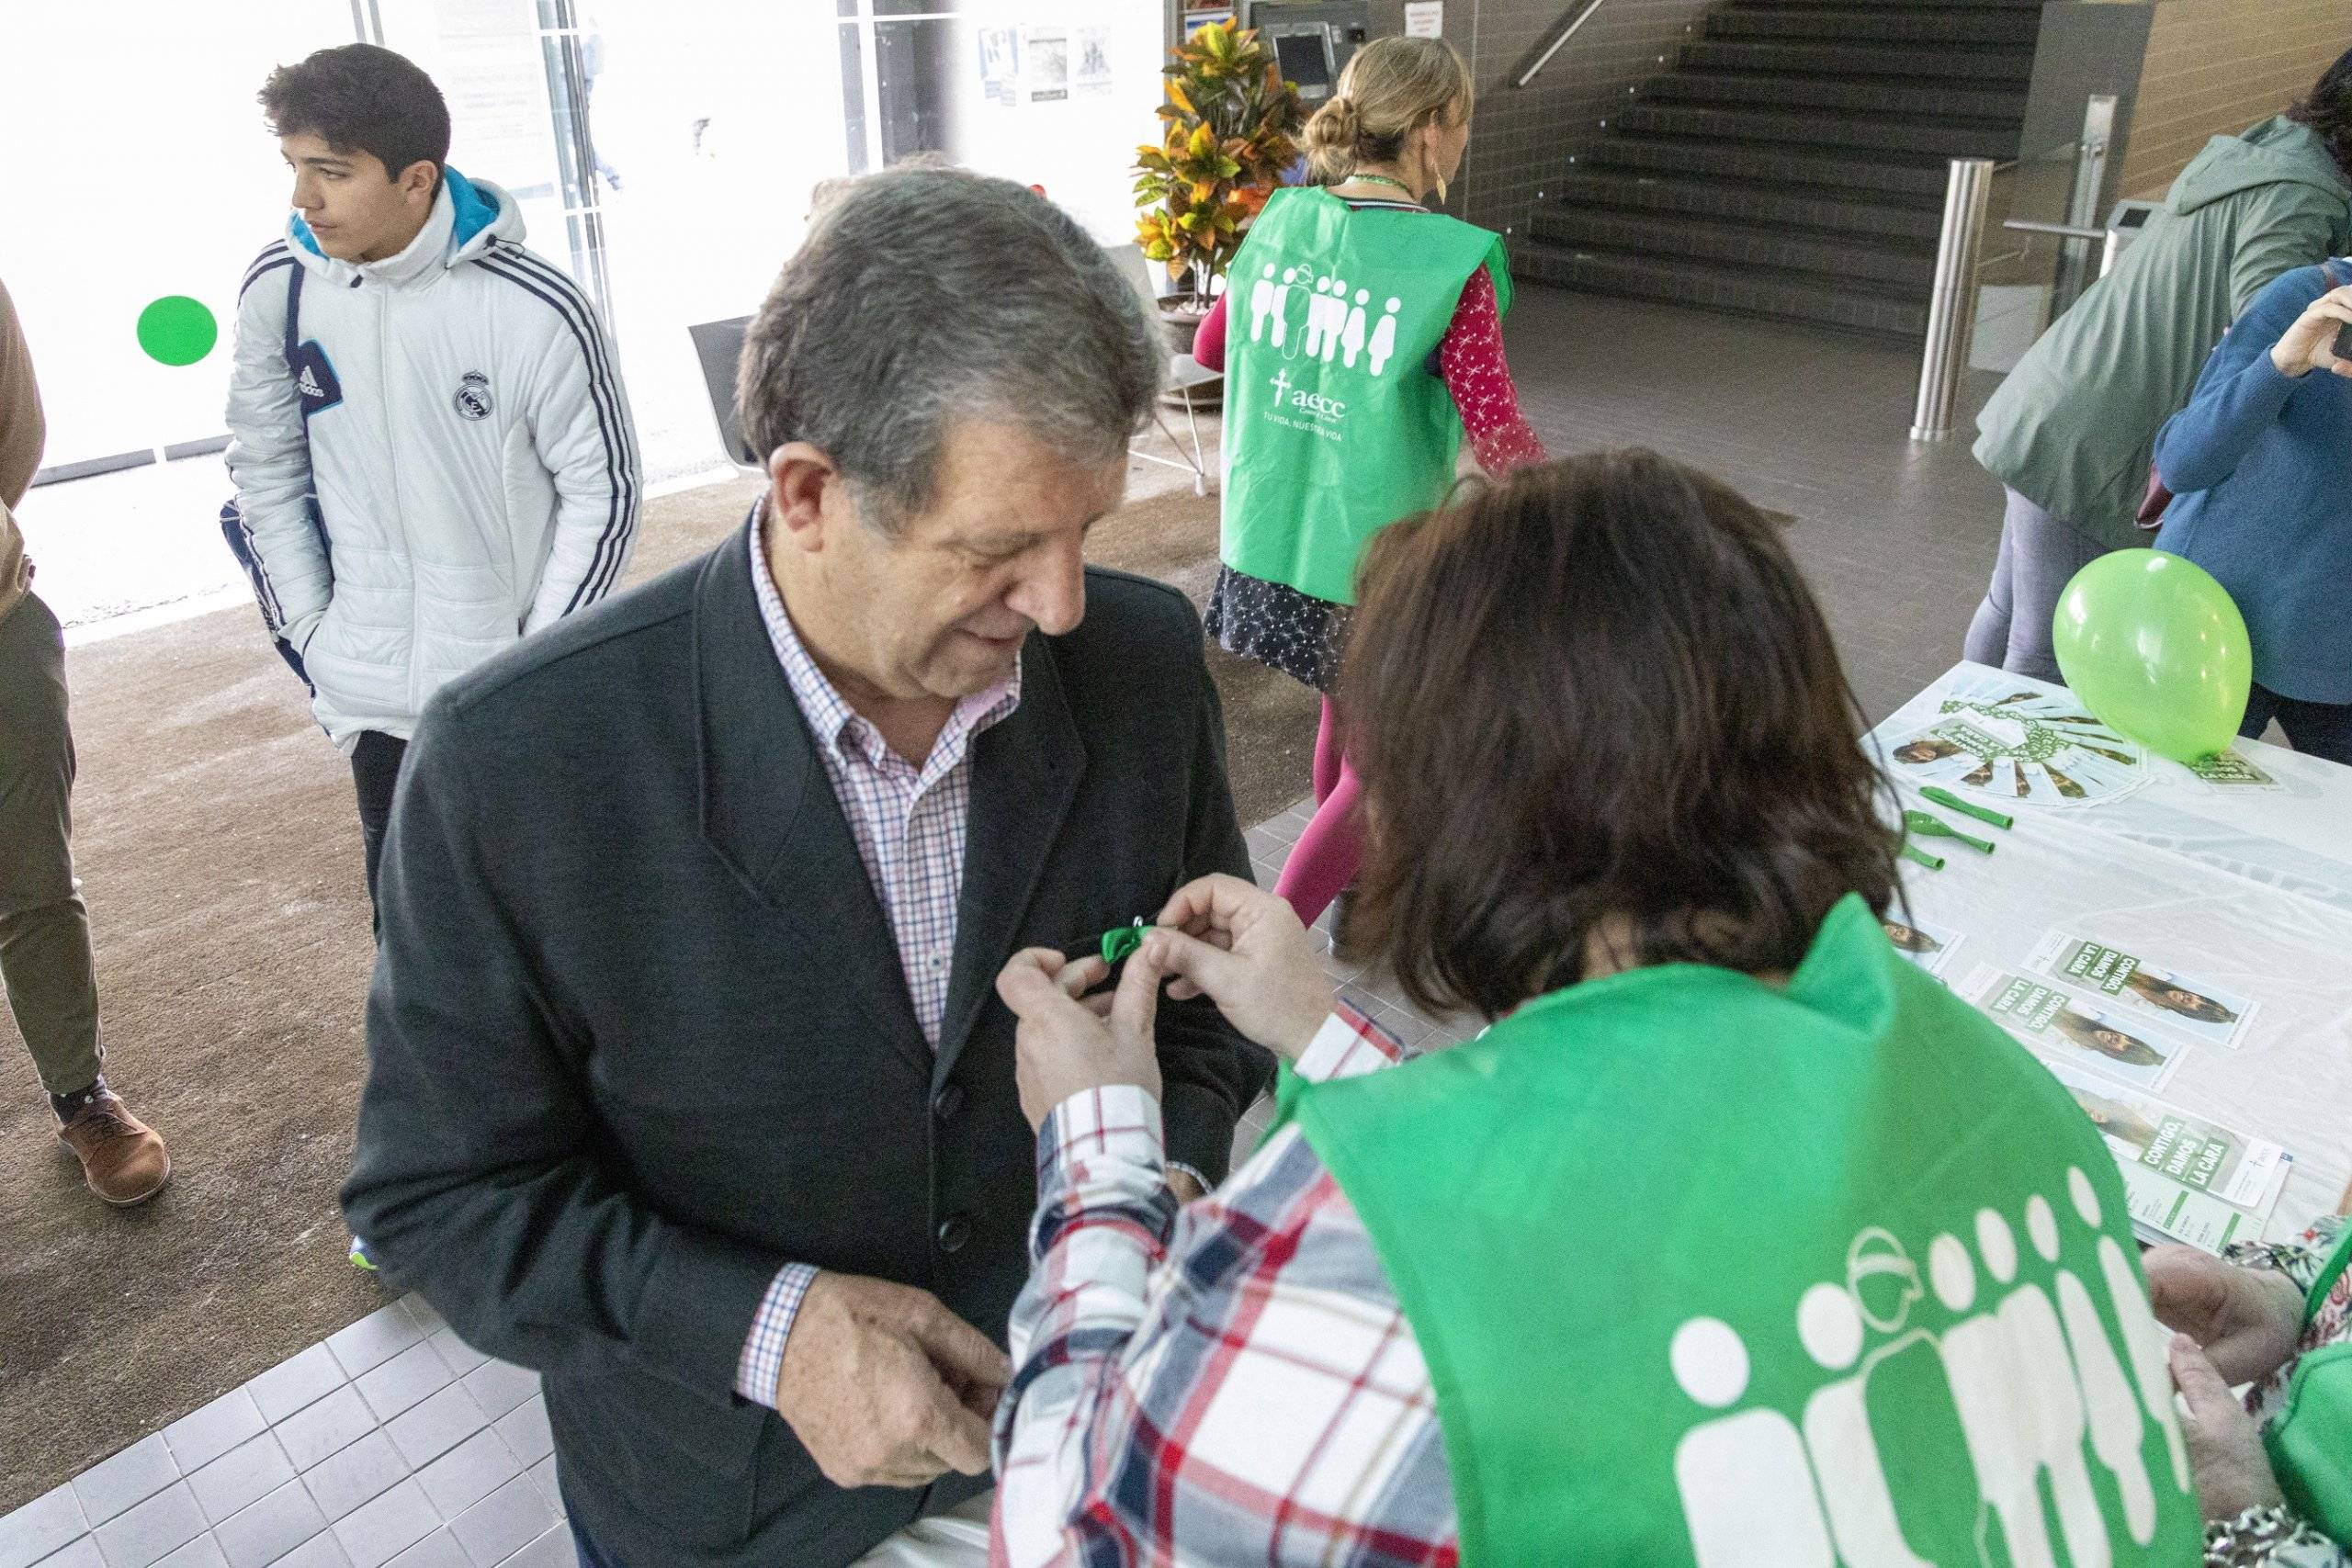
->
[1911, 157, 1994, 442]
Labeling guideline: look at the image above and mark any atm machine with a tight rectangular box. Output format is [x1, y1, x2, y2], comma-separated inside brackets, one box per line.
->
[1243, 1, 1372, 106]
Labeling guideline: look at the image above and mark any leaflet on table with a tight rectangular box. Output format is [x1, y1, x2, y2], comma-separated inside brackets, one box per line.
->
[1955, 964, 2188, 1090]
[2041, 1059, 2290, 1213]
[1882, 914, 1962, 976]
[1884, 674, 2145, 807]
[2025, 930, 2257, 1050]
[2187, 749, 2285, 791]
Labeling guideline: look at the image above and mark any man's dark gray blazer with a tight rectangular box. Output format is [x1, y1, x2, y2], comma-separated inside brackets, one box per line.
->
[342, 519, 1272, 1568]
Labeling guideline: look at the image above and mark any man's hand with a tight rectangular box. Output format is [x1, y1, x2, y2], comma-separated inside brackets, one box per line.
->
[2170, 1334, 2285, 1521]
[2143, 1246, 2305, 1386]
[1147, 874, 1333, 1061]
[996, 946, 1164, 1131]
[773, 1273, 1009, 1490]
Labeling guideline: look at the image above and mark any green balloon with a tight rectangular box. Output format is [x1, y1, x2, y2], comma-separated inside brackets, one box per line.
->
[136, 296, 218, 366]
[2051, 550, 2251, 763]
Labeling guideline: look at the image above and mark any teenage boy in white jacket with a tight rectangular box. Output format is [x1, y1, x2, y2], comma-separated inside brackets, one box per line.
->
[226, 43, 639, 912]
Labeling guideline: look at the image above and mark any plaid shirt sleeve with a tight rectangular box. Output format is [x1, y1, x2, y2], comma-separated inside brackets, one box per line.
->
[992, 1007, 1456, 1566]
[735, 1262, 819, 1408]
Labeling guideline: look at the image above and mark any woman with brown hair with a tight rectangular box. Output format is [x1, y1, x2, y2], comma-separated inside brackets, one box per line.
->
[985, 452, 2204, 1563]
[1190, 34, 1544, 930]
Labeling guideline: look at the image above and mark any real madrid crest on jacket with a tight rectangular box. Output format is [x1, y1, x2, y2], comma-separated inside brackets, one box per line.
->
[224, 168, 641, 750]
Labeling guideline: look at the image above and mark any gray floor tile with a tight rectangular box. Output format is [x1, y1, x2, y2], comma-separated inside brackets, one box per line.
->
[382, 1534, 464, 1568]
[446, 1483, 553, 1568]
[487, 1404, 549, 1472]
[422, 1332, 485, 1382]
[74, 1436, 179, 1529]
[325, 1307, 427, 1383]
[489, 1529, 568, 1568]
[383, 1390, 490, 1474]
[299, 1435, 408, 1526]
[210, 1482, 325, 1568]
[274, 1389, 375, 1474]
[89, 1483, 205, 1568]
[453, 1367, 534, 1428]
[162, 1392, 266, 1478]
[412, 1435, 515, 1525]
[354, 1344, 456, 1427]
[186, 1435, 294, 1529]
[149, 1537, 227, 1568]
[245, 1348, 346, 1428]
[330, 1483, 437, 1568]
[522, 1462, 558, 1522]
[396, 1300, 446, 1338]
[266, 1533, 352, 1568]
[0, 1487, 87, 1568]
[28, 1541, 102, 1568]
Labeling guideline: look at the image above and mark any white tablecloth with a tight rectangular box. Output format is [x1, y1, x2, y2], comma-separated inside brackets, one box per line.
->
[1871, 662, 2352, 1241]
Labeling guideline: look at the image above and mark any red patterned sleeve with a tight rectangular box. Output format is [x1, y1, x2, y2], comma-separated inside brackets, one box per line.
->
[1438, 265, 1548, 473]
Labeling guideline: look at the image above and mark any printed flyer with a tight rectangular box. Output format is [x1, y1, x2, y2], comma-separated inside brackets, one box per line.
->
[2026, 931, 2256, 1050]
[1956, 965, 2188, 1091]
[2045, 1062, 2292, 1252]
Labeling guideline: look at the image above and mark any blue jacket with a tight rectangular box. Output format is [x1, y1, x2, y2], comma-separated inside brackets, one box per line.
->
[2154, 259, 2352, 704]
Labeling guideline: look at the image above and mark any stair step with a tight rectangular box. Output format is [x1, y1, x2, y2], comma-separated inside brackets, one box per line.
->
[1549, 168, 1945, 244]
[1679, 38, 2034, 80]
[1611, 102, 2020, 160]
[1530, 206, 1935, 288]
[1516, 241, 1928, 337]
[1573, 134, 1951, 202]
[1635, 70, 2027, 122]
[1707, 6, 2041, 43]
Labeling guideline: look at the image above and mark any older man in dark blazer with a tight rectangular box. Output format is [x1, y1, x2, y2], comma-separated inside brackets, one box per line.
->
[342, 170, 1271, 1568]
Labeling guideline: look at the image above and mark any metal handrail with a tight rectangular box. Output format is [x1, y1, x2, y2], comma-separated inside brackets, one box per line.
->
[2002, 220, 2108, 241]
[1514, 0, 1607, 88]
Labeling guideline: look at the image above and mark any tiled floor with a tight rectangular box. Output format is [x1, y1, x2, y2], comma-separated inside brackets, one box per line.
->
[0, 1296, 568, 1568]
[1501, 288, 2007, 724]
[4, 288, 2012, 1563]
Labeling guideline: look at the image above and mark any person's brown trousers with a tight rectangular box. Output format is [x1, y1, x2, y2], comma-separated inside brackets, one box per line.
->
[0, 590, 101, 1096]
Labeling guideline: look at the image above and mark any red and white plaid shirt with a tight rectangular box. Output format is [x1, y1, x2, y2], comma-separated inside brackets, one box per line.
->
[735, 506, 1021, 1407]
[992, 1006, 1459, 1565]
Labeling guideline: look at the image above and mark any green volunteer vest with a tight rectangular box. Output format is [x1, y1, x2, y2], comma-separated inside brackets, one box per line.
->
[1293, 896, 2203, 1566]
[2269, 1225, 2352, 1542]
[1219, 186, 1510, 606]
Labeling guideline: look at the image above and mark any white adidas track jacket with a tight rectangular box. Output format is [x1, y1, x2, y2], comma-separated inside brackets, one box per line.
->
[224, 169, 639, 749]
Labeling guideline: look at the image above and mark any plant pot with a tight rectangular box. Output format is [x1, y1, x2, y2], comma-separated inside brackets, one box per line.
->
[1159, 300, 1208, 356]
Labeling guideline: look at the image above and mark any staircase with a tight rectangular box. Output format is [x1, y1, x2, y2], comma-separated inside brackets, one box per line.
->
[1516, 0, 2041, 338]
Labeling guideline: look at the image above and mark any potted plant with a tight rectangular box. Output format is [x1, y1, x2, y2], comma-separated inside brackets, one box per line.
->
[1134, 20, 1305, 358]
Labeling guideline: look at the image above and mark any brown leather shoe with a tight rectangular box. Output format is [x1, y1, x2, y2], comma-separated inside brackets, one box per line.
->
[57, 1090, 170, 1205]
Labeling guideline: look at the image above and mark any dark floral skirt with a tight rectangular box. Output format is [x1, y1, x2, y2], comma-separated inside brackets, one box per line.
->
[1204, 567, 1353, 694]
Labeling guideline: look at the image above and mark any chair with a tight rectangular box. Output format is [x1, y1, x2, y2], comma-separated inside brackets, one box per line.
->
[1103, 243, 1222, 497]
[687, 316, 761, 471]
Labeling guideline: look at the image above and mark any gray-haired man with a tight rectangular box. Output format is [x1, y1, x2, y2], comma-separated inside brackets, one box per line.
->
[342, 169, 1270, 1568]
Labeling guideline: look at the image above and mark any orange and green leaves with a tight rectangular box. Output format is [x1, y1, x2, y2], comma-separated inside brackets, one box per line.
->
[1133, 21, 1303, 288]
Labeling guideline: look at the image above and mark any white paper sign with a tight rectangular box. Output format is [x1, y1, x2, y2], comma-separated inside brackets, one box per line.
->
[1405, 2, 1443, 37]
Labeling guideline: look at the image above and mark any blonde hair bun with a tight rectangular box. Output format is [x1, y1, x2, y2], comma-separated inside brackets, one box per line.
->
[1301, 37, 1471, 185]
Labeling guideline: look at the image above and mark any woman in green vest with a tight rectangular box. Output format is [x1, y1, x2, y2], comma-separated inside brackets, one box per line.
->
[1191, 35, 1545, 929]
[989, 450, 2208, 1565]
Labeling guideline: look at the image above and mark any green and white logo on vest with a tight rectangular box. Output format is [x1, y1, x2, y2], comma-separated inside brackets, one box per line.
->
[1293, 897, 2205, 1565]
[1240, 261, 1410, 376]
[1218, 186, 1509, 605]
[1668, 1171, 2190, 1568]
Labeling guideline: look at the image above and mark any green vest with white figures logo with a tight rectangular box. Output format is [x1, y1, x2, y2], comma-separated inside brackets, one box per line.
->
[1291, 895, 2204, 1567]
[1219, 185, 1510, 607]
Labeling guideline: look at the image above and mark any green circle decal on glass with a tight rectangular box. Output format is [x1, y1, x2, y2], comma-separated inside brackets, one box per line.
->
[136, 296, 219, 366]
